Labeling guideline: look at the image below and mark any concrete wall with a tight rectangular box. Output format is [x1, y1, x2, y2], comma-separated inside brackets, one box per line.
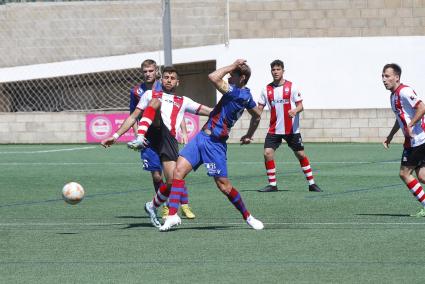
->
[1, 0, 425, 67]
[0, 109, 404, 144]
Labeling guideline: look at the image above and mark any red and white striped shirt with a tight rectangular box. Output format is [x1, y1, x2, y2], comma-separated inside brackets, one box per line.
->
[390, 84, 425, 148]
[258, 80, 303, 135]
[136, 91, 201, 138]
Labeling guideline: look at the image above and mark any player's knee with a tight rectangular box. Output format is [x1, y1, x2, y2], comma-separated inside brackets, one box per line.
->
[399, 171, 410, 182]
[173, 166, 184, 180]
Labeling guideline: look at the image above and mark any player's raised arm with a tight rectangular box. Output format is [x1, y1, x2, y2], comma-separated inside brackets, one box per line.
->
[208, 59, 246, 94]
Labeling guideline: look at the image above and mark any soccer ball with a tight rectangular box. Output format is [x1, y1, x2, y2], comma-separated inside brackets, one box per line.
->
[62, 182, 85, 205]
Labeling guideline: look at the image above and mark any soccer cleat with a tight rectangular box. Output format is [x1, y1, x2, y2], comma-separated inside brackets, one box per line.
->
[308, 184, 322, 192]
[246, 215, 264, 230]
[127, 135, 148, 151]
[159, 214, 181, 231]
[181, 204, 196, 219]
[258, 185, 278, 192]
[144, 201, 161, 228]
[162, 205, 169, 220]
[411, 208, 425, 217]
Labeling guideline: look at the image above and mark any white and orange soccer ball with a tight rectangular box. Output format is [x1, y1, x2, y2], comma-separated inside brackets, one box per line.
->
[62, 182, 85, 205]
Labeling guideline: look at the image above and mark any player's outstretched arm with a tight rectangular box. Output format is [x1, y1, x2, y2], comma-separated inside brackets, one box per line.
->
[101, 109, 141, 148]
[197, 105, 213, 116]
[383, 120, 400, 149]
[240, 106, 263, 145]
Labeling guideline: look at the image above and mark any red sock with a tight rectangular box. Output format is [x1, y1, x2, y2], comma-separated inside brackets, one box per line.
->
[138, 106, 156, 136]
[407, 179, 425, 206]
[299, 157, 315, 185]
[265, 160, 276, 186]
[152, 183, 170, 208]
[168, 179, 185, 215]
[227, 188, 250, 220]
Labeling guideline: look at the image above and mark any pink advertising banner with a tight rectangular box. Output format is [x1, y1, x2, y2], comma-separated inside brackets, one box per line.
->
[86, 113, 200, 143]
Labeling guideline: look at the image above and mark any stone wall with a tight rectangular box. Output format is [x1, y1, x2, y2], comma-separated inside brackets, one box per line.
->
[0, 109, 404, 144]
[1, 0, 425, 67]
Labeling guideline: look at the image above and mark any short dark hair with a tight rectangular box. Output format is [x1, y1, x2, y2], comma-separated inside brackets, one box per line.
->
[383, 63, 402, 78]
[162, 66, 179, 78]
[270, 59, 284, 69]
[234, 63, 251, 85]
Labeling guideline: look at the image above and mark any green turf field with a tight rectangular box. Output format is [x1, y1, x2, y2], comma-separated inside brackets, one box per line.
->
[1, 143, 425, 283]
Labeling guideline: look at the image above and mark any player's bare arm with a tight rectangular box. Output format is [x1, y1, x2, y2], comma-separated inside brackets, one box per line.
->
[240, 106, 262, 145]
[288, 101, 304, 118]
[180, 118, 188, 145]
[101, 108, 142, 148]
[208, 59, 246, 94]
[383, 120, 400, 149]
[197, 105, 213, 116]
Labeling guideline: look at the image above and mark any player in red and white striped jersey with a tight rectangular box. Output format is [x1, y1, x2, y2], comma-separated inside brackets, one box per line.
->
[101, 66, 212, 227]
[247, 59, 321, 192]
[382, 63, 425, 217]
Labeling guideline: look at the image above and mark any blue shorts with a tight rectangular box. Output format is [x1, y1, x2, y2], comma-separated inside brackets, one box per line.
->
[140, 147, 162, 172]
[179, 131, 228, 177]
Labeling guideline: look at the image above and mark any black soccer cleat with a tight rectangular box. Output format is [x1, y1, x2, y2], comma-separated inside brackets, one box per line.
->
[258, 185, 278, 192]
[308, 184, 322, 192]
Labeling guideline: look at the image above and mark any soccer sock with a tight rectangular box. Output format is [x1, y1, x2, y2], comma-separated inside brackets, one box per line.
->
[168, 179, 185, 215]
[407, 179, 425, 206]
[180, 186, 189, 205]
[137, 106, 156, 136]
[152, 183, 170, 208]
[299, 157, 315, 185]
[227, 187, 250, 220]
[153, 180, 164, 193]
[265, 160, 277, 186]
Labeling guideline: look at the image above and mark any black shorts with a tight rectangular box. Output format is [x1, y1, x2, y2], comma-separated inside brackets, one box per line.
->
[145, 125, 161, 154]
[401, 143, 425, 168]
[158, 123, 179, 162]
[264, 133, 304, 152]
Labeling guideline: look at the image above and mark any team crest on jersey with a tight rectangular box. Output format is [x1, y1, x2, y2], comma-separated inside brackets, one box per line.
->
[285, 87, 290, 93]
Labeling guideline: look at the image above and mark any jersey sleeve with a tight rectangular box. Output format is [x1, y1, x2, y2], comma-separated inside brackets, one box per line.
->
[183, 96, 202, 114]
[246, 92, 257, 110]
[400, 87, 421, 108]
[291, 83, 303, 103]
[136, 90, 152, 110]
[257, 87, 267, 106]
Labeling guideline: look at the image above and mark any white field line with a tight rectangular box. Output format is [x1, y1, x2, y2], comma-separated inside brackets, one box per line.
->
[0, 161, 399, 166]
[0, 221, 424, 226]
[0, 146, 96, 154]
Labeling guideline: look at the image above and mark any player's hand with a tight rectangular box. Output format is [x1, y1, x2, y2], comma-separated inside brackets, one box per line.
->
[181, 134, 188, 145]
[127, 135, 148, 151]
[240, 135, 253, 145]
[383, 137, 391, 149]
[288, 109, 297, 118]
[101, 137, 116, 148]
[233, 59, 247, 68]
[406, 125, 414, 138]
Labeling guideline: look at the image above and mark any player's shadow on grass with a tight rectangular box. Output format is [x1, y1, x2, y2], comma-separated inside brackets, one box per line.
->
[121, 222, 157, 229]
[116, 215, 145, 219]
[356, 213, 411, 217]
[179, 225, 233, 231]
[239, 189, 289, 192]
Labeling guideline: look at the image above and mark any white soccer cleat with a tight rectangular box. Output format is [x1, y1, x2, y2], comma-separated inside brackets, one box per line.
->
[127, 135, 148, 151]
[144, 201, 161, 228]
[246, 215, 264, 230]
[159, 214, 182, 232]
